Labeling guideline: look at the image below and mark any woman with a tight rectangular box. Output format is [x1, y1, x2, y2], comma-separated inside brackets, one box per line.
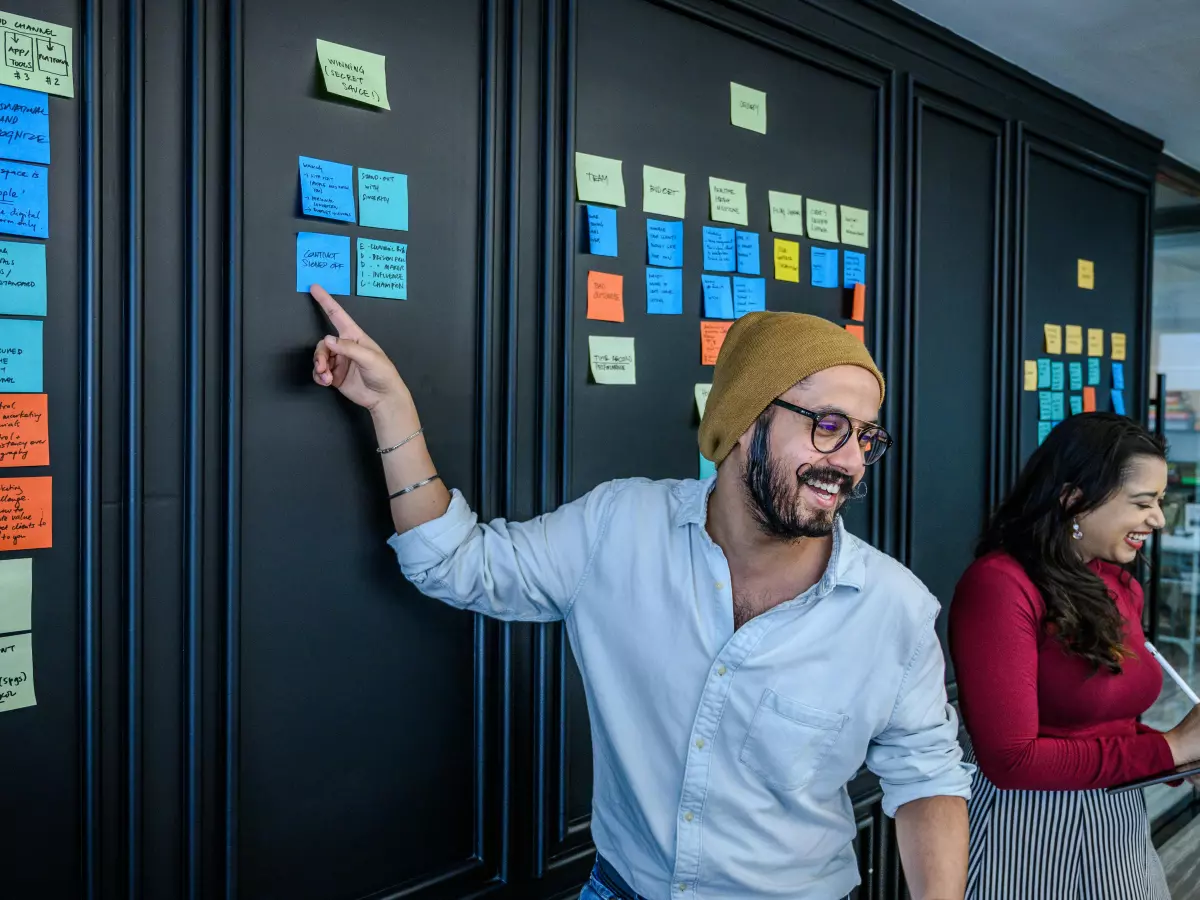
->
[950, 412, 1200, 899]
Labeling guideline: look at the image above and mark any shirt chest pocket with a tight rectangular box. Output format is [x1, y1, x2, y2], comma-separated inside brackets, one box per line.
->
[738, 689, 848, 791]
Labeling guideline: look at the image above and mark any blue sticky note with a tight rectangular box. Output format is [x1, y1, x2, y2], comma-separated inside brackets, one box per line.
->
[647, 219, 683, 267]
[1051, 392, 1065, 421]
[1037, 359, 1051, 389]
[735, 231, 760, 275]
[0, 87, 50, 165]
[1112, 362, 1125, 391]
[700, 453, 716, 480]
[844, 251, 866, 287]
[732, 277, 766, 318]
[1112, 389, 1126, 416]
[299, 156, 356, 223]
[1068, 362, 1082, 392]
[1087, 357, 1100, 386]
[702, 275, 734, 319]
[586, 205, 618, 257]
[646, 267, 683, 315]
[703, 226, 735, 272]
[296, 232, 351, 295]
[0, 318, 42, 392]
[1050, 362, 1064, 392]
[0, 161, 47, 239]
[1037, 421, 1052, 445]
[811, 247, 839, 288]
[357, 238, 407, 300]
[0, 241, 46, 316]
[1069, 395, 1083, 416]
[358, 168, 409, 231]
[1038, 391, 1053, 421]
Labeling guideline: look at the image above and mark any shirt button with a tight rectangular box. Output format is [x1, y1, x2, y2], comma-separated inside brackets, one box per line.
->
[717, 665, 727, 676]
[695, 738, 705, 749]
[684, 811, 694, 822]
[678, 885, 688, 892]
[714, 581, 725, 590]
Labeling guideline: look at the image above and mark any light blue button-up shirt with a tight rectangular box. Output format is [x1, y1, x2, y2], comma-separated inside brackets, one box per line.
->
[389, 475, 972, 900]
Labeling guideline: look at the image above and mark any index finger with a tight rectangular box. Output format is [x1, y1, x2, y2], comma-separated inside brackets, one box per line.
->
[309, 284, 362, 337]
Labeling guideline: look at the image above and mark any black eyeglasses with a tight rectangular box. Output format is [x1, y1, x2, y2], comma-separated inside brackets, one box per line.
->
[771, 399, 894, 465]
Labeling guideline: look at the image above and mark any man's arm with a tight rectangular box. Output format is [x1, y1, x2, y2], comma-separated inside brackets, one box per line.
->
[895, 795, 968, 900]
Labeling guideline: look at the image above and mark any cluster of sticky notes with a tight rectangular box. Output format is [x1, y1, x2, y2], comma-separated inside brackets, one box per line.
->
[1028, 322, 1131, 442]
[0, 12, 74, 99]
[315, 39, 389, 110]
[299, 157, 409, 231]
[0, 556, 37, 712]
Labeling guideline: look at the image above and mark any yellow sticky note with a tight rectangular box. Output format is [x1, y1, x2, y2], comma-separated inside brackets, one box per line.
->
[806, 200, 838, 242]
[1023, 361, 1038, 392]
[773, 238, 800, 282]
[0, 631, 35, 712]
[642, 165, 685, 219]
[0, 557, 31, 634]
[709, 176, 748, 226]
[1065, 325, 1083, 355]
[840, 206, 870, 247]
[695, 383, 712, 418]
[1077, 259, 1095, 290]
[315, 39, 390, 109]
[768, 191, 804, 236]
[1087, 328, 1104, 357]
[1112, 333, 1127, 361]
[588, 336, 635, 385]
[0, 13, 74, 99]
[730, 82, 766, 134]
[1044, 324, 1062, 355]
[576, 152, 626, 207]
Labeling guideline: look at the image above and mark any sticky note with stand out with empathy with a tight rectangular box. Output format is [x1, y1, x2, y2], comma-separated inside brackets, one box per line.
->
[1024, 361, 1038, 392]
[575, 152, 626, 207]
[0, 161, 47, 239]
[0, 394, 46, 466]
[732, 277, 765, 318]
[0, 475, 51, 550]
[768, 191, 804, 236]
[357, 168, 408, 231]
[0, 240, 46, 316]
[588, 336, 635, 385]
[646, 268, 682, 315]
[0, 86, 49, 165]
[805, 200, 838, 242]
[0, 12, 73, 99]
[0, 631, 36, 712]
[1112, 333, 1126, 361]
[0, 318, 41, 392]
[1087, 328, 1104, 357]
[730, 82, 767, 134]
[709, 177, 749, 226]
[851, 283, 866, 322]
[1044, 324, 1062, 354]
[356, 238, 407, 300]
[586, 205, 618, 257]
[703, 227, 735, 272]
[811, 248, 839, 288]
[1065, 325, 1082, 355]
[1078, 259, 1095, 290]
[843, 251, 865, 287]
[773, 239, 799, 282]
[298, 156, 355, 223]
[316, 39, 389, 109]
[642, 165, 686, 219]
[702, 275, 734, 319]
[647, 219, 683, 267]
[0, 556, 31, 633]
[735, 232, 760, 275]
[840, 207, 869, 248]
[701, 321, 732, 365]
[296, 232, 351, 296]
[586, 271, 624, 323]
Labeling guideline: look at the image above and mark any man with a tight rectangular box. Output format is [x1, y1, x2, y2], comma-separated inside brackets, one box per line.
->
[307, 284, 971, 900]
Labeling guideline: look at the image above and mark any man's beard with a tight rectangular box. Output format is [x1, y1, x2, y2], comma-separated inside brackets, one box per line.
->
[742, 412, 853, 541]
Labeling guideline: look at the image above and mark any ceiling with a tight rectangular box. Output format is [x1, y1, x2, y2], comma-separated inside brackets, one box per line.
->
[892, 0, 1200, 171]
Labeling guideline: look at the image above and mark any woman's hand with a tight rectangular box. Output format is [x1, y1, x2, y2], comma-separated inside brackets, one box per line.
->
[309, 284, 410, 413]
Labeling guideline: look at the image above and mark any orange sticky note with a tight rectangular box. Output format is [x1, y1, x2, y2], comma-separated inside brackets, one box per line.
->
[1082, 387, 1096, 412]
[0, 476, 52, 550]
[845, 324, 865, 343]
[701, 321, 732, 365]
[850, 283, 866, 322]
[0, 395, 49, 467]
[586, 271, 624, 323]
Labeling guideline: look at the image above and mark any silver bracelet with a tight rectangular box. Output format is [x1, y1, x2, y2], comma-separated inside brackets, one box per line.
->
[376, 427, 423, 455]
[389, 474, 441, 499]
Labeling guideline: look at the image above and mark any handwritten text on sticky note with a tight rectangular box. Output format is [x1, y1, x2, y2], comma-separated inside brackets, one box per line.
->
[0, 631, 35, 711]
[0, 476, 50, 550]
[1087, 357, 1100, 385]
[1087, 328, 1104, 357]
[0, 161, 47, 238]
[316, 39, 389, 109]
[0, 13, 73, 99]
[0, 556, 31, 633]
[1069, 362, 1082, 392]
[703, 226, 735, 272]
[701, 321, 732, 365]
[299, 156, 356, 223]
[774, 239, 799, 283]
[358, 168, 408, 231]
[702, 275, 733, 319]
[586, 205, 618, 257]
[296, 232, 351, 295]
[1044, 324, 1062, 355]
[647, 219, 683, 267]
[1065, 325, 1082, 355]
[356, 238, 407, 300]
[1112, 333, 1126, 361]
[575, 152, 625, 207]
[1051, 361, 1064, 392]
[1037, 359, 1051, 389]
[0, 318, 41, 392]
[0, 393, 46, 466]
[588, 336, 635, 385]
[843, 251, 865, 287]
[0, 86, 49, 165]
[587, 271, 624, 322]
[806, 199, 838, 242]
[709, 177, 748, 226]
[646, 267, 682, 315]
[642, 165, 685, 218]
[768, 190, 804, 236]
[730, 82, 766, 134]
[0, 239, 45, 316]
[735, 231, 760, 275]
[811, 247, 839, 288]
[695, 383, 712, 417]
[733, 277, 765, 318]
[1077, 259, 1094, 290]
[840, 206, 869, 247]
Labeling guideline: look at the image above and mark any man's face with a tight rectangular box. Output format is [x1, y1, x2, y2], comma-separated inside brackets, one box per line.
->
[737, 365, 883, 541]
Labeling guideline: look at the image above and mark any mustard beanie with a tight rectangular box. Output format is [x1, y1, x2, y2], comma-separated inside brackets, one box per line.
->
[698, 311, 885, 464]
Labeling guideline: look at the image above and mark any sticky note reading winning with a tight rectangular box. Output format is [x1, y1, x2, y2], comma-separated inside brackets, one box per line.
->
[1078, 259, 1095, 290]
[0, 13, 73, 99]
[811, 248, 839, 288]
[701, 321, 732, 365]
[768, 191, 804, 236]
[735, 231, 760, 275]
[299, 156, 355, 223]
[1112, 333, 1127, 361]
[1112, 363, 1125, 391]
[575, 152, 626, 207]
[1038, 392, 1053, 421]
[773, 239, 800, 282]
[1050, 362, 1064, 392]
[1111, 390, 1126, 416]
[356, 238, 407, 300]
[1037, 359, 1051, 389]
[642, 165, 686, 218]
[1024, 361, 1038, 392]
[0, 556, 31, 633]
[0, 319, 41, 392]
[840, 206, 869, 248]
[730, 82, 767, 134]
[1065, 325, 1083, 355]
[645, 268, 682, 315]
[702, 275, 734, 319]
[1083, 387, 1096, 412]
[0, 161, 47, 238]
[0, 394, 46, 466]
[315, 39, 389, 109]
[1044, 324, 1062, 355]
[587, 271, 624, 323]
[296, 232, 351, 295]
[1069, 362, 1083, 392]
[695, 383, 712, 417]
[709, 177, 749, 226]
[0, 240, 45, 316]
[1069, 395, 1083, 416]
[647, 220, 683, 267]
[0, 476, 51, 550]
[806, 200, 838, 242]
[588, 336, 635, 385]
[843, 251, 865, 287]
[358, 168, 408, 231]
[733, 277, 765, 318]
[586, 205, 618, 257]
[703, 226, 735, 272]
[1087, 328, 1104, 357]
[0, 632, 35, 712]
[0, 86, 50, 165]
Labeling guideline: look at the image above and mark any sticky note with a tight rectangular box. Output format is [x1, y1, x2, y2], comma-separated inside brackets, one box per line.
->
[702, 275, 734, 319]
[1083, 386, 1096, 412]
[709, 177, 749, 226]
[0, 13, 73, 99]
[316, 39, 389, 109]
[1051, 362, 1064, 392]
[811, 248, 839, 288]
[1051, 393, 1065, 421]
[733, 277, 765, 318]
[701, 321, 732, 365]
[0, 394, 46, 466]
[1023, 361, 1037, 392]
[1078, 259, 1094, 290]
[1112, 362, 1125, 391]
[695, 383, 712, 417]
[843, 251, 865, 287]
[730, 82, 766, 134]
[851, 283, 865, 322]
[734, 231, 760, 275]
[806, 200, 838, 242]
[588, 336, 635, 385]
[1111, 389, 1125, 416]
[1038, 392, 1053, 421]
[0, 240, 45, 315]
[1087, 357, 1100, 386]
[845, 324, 865, 343]
[0, 556, 30, 633]
[1068, 362, 1082, 392]
[575, 152, 626, 207]
[1069, 395, 1083, 416]
[1037, 359, 1051, 389]
[647, 219, 683, 267]
[0, 318, 41, 392]
[0, 476, 50, 549]
[1087, 328, 1104, 357]
[298, 156, 355, 223]
[699, 453, 716, 480]
[703, 226, 735, 271]
[1037, 422, 1052, 445]
[0, 631, 35, 711]
[586, 271, 624, 322]
[1065, 325, 1083, 355]
[1112, 333, 1126, 361]
[645, 267, 682, 315]
[296, 232, 351, 295]
[357, 168, 408, 231]
[1044, 324, 1062, 355]
[773, 239, 800, 282]
[0, 86, 49, 164]
[768, 191, 804, 236]
[840, 206, 869, 248]
[642, 165, 686, 218]
[586, 205, 618, 257]
[0, 161, 46, 238]
[356, 238, 407, 300]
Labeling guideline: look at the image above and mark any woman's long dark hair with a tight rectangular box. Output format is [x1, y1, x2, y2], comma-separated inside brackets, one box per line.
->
[977, 412, 1167, 674]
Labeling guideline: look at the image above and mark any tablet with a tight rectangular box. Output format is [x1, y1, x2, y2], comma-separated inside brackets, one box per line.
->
[1105, 762, 1200, 794]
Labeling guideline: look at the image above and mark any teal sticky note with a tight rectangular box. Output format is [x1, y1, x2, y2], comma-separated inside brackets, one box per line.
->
[0, 161, 48, 239]
[1051, 362, 1064, 392]
[647, 219, 683, 267]
[1087, 357, 1100, 386]
[732, 276, 765, 318]
[1068, 362, 1082, 392]
[1112, 362, 1124, 391]
[702, 275, 734, 319]
[1037, 421, 1052, 445]
[646, 267, 682, 314]
[1069, 395, 1083, 416]
[358, 168, 409, 231]
[700, 452, 716, 480]
[703, 226, 735, 271]
[0, 241, 46, 316]
[844, 250, 865, 286]
[586, 205, 618, 256]
[811, 247, 839, 288]
[0, 86, 50, 165]
[0, 318, 43, 392]
[1038, 391, 1053, 421]
[296, 232, 351, 295]
[735, 231, 760, 275]
[1051, 392, 1065, 421]
[357, 238, 407, 299]
[299, 156, 356, 223]
[1112, 389, 1126, 416]
[1037, 359, 1051, 389]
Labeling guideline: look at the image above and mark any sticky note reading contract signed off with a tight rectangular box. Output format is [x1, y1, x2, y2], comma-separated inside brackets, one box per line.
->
[588, 336, 635, 385]
[316, 39, 389, 109]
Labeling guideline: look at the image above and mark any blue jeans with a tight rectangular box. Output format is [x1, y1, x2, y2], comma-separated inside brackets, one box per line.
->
[578, 861, 621, 899]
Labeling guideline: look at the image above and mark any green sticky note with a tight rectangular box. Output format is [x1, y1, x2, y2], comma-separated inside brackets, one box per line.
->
[575, 152, 626, 207]
[768, 191, 804, 236]
[588, 336, 635, 385]
[806, 199, 838, 242]
[709, 176, 748, 226]
[730, 82, 766, 134]
[642, 165, 686, 219]
[840, 206, 869, 248]
[316, 39, 389, 109]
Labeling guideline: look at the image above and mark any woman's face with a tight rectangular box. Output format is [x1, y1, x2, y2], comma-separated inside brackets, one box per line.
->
[1074, 454, 1168, 565]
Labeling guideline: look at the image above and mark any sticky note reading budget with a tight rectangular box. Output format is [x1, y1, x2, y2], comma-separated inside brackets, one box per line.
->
[1069, 362, 1083, 392]
[811, 248, 839, 288]
[703, 226, 735, 272]
[358, 168, 408, 231]
[1112, 333, 1127, 361]
[1044, 324, 1062, 355]
[702, 275, 734, 319]
[0, 631, 35, 712]
[0, 394, 46, 466]
[0, 240, 45, 316]
[806, 200, 838, 242]
[299, 156, 356, 223]
[0, 161, 47, 238]
[587, 271, 624, 322]
[1065, 325, 1083, 355]
[1087, 328, 1104, 357]
[1023, 361, 1038, 392]
[730, 82, 767, 134]
[0, 86, 49, 165]
[1078, 259, 1094, 290]
[0, 318, 41, 392]
[0, 476, 50, 550]
[1112, 362, 1125, 391]
[773, 239, 799, 283]
[732, 277, 765, 318]
[843, 251, 865, 287]
[768, 191, 804, 236]
[840, 206, 869, 248]
[588, 336, 635, 385]
[647, 219, 683, 267]
[0, 13, 73, 99]
[701, 321, 732, 365]
[1037, 359, 1051, 389]
[709, 177, 748, 226]
[642, 165, 686, 218]
[0, 556, 31, 633]
[575, 152, 626, 207]
[316, 39, 389, 109]
[356, 238, 407, 300]
[645, 267, 682, 315]
[1087, 358, 1100, 385]
[735, 231, 760, 275]
[296, 232, 351, 295]
[586, 205, 618, 257]
[1051, 362, 1064, 392]
[695, 383, 712, 417]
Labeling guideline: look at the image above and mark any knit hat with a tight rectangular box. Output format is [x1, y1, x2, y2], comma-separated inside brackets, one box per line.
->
[698, 312, 885, 464]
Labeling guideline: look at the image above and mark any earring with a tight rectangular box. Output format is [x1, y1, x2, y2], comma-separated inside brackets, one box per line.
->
[1071, 518, 1084, 540]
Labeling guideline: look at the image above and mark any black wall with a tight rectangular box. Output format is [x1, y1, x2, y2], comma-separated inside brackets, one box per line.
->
[0, 1, 1159, 899]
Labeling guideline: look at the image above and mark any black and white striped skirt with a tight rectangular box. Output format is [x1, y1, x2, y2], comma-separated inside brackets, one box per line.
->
[964, 745, 1171, 899]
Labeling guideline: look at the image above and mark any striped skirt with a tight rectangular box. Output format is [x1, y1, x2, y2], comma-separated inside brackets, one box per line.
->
[964, 746, 1171, 899]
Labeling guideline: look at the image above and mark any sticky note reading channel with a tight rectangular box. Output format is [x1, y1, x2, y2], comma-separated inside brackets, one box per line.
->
[299, 156, 355, 223]
[575, 152, 626, 207]
[768, 191, 804, 236]
[588, 336, 635, 385]
[642, 165, 685, 218]
[1051, 392, 1065, 421]
[1083, 386, 1096, 412]
[316, 39, 389, 109]
[1051, 362, 1064, 392]
[805, 200, 838, 242]
[703, 226, 735, 272]
[0, 476, 50, 549]
[645, 267, 682, 315]
[1078, 259, 1095, 290]
[1112, 362, 1125, 391]
[774, 239, 799, 283]
[0, 161, 47, 238]
[730, 82, 766, 134]
[733, 277, 765, 318]
[1112, 333, 1127, 361]
[850, 283, 865, 323]
[1087, 357, 1100, 385]
[1069, 395, 1083, 416]
[0, 631, 35, 711]
[1037, 359, 1051, 389]
[586, 205, 618, 257]
[702, 275, 734, 319]
[1111, 389, 1126, 416]
[356, 238, 407, 300]
[701, 321, 731, 365]
[1023, 361, 1037, 392]
[0, 86, 50, 165]
[1038, 421, 1052, 446]
[296, 232, 351, 295]
[699, 453, 716, 480]
[1038, 392, 1053, 421]
[647, 219, 683, 267]
[709, 177, 748, 226]
[0, 240, 45, 316]
[0, 318, 41, 392]
[811, 248, 839, 288]
[1044, 324, 1062, 355]
[1065, 325, 1083, 355]
[0, 13, 73, 99]
[735, 231, 760, 275]
[695, 383, 712, 417]
[357, 168, 408, 231]
[0, 556, 31, 633]
[843, 251, 865, 287]
[0, 394, 46, 466]
[587, 271, 624, 322]
[1069, 362, 1083, 392]
[1087, 328, 1104, 357]
[840, 206, 869, 248]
